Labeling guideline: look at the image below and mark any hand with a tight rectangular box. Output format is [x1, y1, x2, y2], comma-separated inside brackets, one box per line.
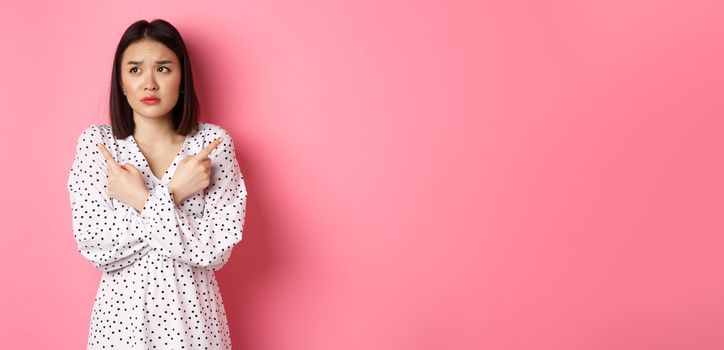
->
[97, 143, 149, 213]
[167, 137, 223, 204]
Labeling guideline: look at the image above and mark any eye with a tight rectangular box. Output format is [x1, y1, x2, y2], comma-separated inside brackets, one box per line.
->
[159, 66, 171, 72]
[129, 67, 140, 74]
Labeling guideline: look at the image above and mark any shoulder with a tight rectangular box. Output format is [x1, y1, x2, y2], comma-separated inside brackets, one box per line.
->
[197, 122, 238, 159]
[198, 121, 232, 138]
[198, 122, 235, 147]
[75, 124, 112, 145]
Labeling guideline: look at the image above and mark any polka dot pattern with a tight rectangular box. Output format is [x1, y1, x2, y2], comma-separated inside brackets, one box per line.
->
[67, 122, 247, 349]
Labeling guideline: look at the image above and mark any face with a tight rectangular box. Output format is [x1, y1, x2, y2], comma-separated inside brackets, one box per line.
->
[120, 39, 182, 122]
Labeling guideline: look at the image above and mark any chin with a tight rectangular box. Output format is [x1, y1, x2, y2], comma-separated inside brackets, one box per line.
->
[135, 107, 174, 118]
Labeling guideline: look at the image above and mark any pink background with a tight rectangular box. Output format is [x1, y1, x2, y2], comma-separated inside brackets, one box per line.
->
[1, 0, 723, 349]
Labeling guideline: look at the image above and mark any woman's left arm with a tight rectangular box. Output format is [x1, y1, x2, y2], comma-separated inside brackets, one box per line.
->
[139, 130, 248, 271]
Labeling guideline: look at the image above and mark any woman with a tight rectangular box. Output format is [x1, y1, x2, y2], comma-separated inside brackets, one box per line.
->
[66, 19, 248, 349]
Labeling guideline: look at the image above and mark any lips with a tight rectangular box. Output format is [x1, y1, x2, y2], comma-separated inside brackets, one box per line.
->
[141, 96, 161, 105]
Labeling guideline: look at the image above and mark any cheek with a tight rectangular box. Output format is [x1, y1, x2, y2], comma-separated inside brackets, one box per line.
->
[121, 75, 139, 90]
[170, 75, 182, 89]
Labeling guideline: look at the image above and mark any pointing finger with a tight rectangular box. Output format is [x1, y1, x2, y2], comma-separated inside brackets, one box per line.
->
[196, 137, 223, 159]
[97, 143, 121, 171]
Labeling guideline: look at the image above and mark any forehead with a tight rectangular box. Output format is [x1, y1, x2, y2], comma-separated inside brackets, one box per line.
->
[122, 40, 178, 62]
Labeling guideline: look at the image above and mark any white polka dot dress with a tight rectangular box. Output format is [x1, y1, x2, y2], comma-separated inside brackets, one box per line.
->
[67, 121, 248, 349]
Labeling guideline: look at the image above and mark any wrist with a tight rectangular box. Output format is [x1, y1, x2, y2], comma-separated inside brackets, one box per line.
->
[167, 182, 183, 205]
[134, 189, 150, 213]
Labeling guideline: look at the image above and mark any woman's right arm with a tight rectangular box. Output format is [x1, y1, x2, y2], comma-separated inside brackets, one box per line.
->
[66, 125, 153, 272]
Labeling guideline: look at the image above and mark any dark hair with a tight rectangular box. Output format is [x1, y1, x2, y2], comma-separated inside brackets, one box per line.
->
[109, 19, 200, 139]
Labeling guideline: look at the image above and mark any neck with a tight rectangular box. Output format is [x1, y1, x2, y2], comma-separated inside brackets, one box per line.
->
[132, 112, 180, 145]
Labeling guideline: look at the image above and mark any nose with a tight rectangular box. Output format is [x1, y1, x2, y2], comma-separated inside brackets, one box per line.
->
[144, 75, 158, 91]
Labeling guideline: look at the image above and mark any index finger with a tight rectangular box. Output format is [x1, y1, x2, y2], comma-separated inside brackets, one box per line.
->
[97, 143, 121, 171]
[196, 137, 223, 159]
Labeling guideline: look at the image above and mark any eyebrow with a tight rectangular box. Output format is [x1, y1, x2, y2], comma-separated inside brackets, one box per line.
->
[126, 59, 175, 65]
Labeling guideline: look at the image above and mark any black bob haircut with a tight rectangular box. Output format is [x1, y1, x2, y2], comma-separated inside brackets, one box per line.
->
[109, 19, 200, 139]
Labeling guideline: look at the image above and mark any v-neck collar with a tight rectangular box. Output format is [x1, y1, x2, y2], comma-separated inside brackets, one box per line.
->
[128, 132, 192, 183]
